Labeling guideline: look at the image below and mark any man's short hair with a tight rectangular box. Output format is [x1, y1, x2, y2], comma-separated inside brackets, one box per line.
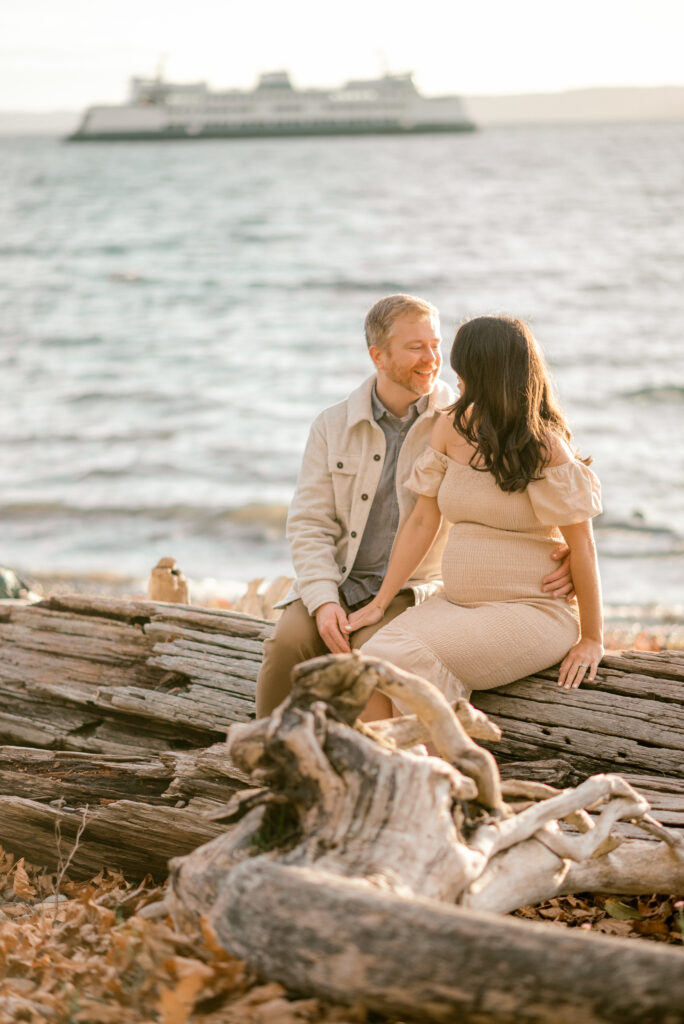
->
[364, 294, 439, 350]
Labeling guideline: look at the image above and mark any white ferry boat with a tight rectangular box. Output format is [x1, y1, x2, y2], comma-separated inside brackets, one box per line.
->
[68, 71, 475, 141]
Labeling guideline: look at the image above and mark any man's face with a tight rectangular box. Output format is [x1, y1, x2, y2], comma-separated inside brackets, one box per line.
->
[371, 314, 442, 398]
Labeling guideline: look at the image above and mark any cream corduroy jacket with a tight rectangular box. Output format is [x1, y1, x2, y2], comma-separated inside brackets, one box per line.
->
[281, 374, 455, 614]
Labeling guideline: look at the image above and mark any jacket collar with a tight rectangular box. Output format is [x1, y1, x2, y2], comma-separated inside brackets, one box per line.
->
[347, 374, 454, 428]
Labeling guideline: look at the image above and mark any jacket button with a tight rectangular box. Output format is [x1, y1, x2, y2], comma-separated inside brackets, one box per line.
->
[351, 531, 357, 538]
[341, 566, 347, 573]
[373, 454, 381, 461]
[336, 461, 343, 469]
[361, 493, 369, 500]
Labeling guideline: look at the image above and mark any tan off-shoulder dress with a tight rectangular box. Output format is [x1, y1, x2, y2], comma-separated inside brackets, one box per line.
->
[361, 448, 602, 703]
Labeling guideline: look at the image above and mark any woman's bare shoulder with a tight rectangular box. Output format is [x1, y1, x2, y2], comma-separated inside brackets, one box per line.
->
[429, 412, 454, 451]
[431, 411, 477, 463]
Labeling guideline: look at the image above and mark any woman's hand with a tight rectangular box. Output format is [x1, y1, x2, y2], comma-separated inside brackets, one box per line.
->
[345, 600, 385, 634]
[542, 544, 576, 601]
[558, 637, 604, 689]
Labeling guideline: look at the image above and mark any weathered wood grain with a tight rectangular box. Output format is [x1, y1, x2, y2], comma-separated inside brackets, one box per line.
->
[472, 660, 684, 780]
[600, 649, 684, 681]
[0, 600, 263, 753]
[144, 621, 265, 655]
[147, 646, 260, 684]
[206, 859, 684, 1024]
[0, 743, 246, 807]
[0, 795, 226, 879]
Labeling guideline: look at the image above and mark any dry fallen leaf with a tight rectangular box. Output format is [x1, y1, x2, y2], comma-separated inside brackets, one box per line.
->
[633, 918, 671, 937]
[593, 919, 636, 937]
[12, 858, 37, 899]
[158, 969, 207, 1024]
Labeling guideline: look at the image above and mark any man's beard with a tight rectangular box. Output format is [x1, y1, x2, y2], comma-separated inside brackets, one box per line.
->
[385, 360, 438, 396]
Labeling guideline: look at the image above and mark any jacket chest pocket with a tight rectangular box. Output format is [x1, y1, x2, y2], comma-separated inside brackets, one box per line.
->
[328, 453, 360, 510]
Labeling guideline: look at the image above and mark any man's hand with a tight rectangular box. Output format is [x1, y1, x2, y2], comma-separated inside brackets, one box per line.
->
[315, 602, 352, 654]
[542, 543, 576, 601]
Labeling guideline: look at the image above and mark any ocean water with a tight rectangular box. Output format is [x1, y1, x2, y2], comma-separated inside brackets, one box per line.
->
[0, 123, 682, 609]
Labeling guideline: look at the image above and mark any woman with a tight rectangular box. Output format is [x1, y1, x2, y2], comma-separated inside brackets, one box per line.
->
[346, 315, 603, 718]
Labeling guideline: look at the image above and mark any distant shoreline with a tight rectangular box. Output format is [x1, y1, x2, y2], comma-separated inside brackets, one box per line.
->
[2, 85, 684, 136]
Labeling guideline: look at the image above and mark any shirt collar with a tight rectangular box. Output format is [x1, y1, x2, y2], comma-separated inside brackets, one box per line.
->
[371, 383, 429, 424]
[346, 374, 454, 429]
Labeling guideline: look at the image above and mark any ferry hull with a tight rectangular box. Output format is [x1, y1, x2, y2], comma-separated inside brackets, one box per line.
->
[67, 121, 475, 142]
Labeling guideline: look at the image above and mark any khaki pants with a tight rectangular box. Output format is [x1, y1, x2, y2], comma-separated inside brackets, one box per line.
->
[255, 592, 414, 718]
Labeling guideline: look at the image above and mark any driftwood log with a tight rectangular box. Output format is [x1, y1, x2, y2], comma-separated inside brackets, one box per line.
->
[167, 652, 684, 1024]
[2, 596, 684, 1021]
[0, 595, 683, 878]
[0, 596, 261, 876]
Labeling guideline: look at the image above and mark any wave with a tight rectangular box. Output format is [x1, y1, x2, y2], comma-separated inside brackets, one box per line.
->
[246, 275, 452, 293]
[595, 516, 681, 538]
[0, 428, 176, 445]
[41, 334, 105, 348]
[0, 501, 289, 530]
[595, 517, 683, 558]
[622, 385, 684, 403]
[65, 390, 186, 406]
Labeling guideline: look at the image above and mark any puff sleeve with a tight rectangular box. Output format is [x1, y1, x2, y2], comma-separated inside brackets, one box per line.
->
[404, 447, 449, 497]
[528, 461, 602, 526]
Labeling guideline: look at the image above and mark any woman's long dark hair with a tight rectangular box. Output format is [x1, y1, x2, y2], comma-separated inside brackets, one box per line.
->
[448, 316, 590, 492]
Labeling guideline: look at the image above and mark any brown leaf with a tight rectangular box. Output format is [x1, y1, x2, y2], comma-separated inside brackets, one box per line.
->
[13, 858, 37, 899]
[166, 956, 214, 982]
[593, 919, 635, 937]
[3, 903, 33, 919]
[633, 918, 671, 936]
[73, 999, 128, 1022]
[158, 970, 206, 1024]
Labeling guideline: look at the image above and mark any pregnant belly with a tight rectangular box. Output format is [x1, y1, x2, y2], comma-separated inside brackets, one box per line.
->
[441, 522, 562, 605]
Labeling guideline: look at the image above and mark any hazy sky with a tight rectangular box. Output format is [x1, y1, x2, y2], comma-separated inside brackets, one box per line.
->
[2, 0, 683, 111]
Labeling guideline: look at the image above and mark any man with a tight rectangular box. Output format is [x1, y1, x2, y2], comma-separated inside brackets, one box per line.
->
[256, 294, 573, 717]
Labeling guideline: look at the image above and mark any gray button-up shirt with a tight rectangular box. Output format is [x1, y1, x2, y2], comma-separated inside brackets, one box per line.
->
[340, 387, 428, 608]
